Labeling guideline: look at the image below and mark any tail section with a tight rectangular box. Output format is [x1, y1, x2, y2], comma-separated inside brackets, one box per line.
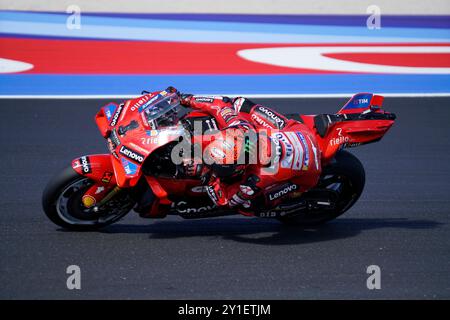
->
[309, 93, 396, 165]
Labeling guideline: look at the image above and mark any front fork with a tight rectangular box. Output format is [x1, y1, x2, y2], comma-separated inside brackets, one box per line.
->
[82, 185, 122, 211]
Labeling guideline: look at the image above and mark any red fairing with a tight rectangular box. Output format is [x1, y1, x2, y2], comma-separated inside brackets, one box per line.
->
[71, 154, 117, 185]
[321, 119, 394, 164]
[95, 91, 185, 188]
[71, 154, 118, 208]
[371, 95, 384, 107]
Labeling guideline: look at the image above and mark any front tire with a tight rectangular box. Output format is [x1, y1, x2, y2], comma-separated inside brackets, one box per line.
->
[42, 166, 134, 231]
[278, 150, 365, 226]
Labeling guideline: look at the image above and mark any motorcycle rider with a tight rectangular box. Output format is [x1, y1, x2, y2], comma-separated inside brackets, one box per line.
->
[175, 88, 322, 215]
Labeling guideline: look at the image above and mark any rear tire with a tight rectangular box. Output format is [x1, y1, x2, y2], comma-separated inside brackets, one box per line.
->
[277, 150, 365, 226]
[42, 166, 134, 231]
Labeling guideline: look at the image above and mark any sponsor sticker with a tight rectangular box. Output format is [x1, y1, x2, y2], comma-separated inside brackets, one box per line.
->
[329, 127, 349, 146]
[130, 95, 151, 112]
[256, 106, 286, 129]
[141, 137, 158, 145]
[147, 130, 159, 137]
[194, 97, 214, 103]
[273, 132, 293, 169]
[285, 132, 303, 170]
[329, 135, 350, 146]
[251, 113, 272, 129]
[171, 201, 216, 214]
[267, 182, 298, 201]
[220, 107, 237, 123]
[345, 93, 373, 109]
[82, 195, 96, 208]
[121, 158, 138, 175]
[190, 186, 208, 193]
[101, 171, 113, 183]
[80, 156, 91, 174]
[296, 132, 310, 170]
[119, 145, 145, 163]
[109, 103, 124, 127]
[103, 103, 117, 121]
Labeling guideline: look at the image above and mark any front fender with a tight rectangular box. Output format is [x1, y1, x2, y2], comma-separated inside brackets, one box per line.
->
[71, 154, 117, 185]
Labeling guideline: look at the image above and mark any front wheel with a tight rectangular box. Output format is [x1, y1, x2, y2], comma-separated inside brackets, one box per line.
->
[42, 166, 135, 231]
[277, 150, 365, 226]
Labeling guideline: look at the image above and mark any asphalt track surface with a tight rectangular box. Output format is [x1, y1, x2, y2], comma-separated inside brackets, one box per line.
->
[0, 97, 449, 299]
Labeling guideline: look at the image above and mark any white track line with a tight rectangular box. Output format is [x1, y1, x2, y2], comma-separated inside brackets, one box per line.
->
[1, 93, 450, 99]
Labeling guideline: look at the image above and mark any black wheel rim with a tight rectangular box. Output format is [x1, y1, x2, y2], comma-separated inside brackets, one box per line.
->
[56, 177, 134, 226]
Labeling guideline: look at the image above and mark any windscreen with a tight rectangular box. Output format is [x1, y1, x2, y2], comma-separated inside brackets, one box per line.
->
[142, 93, 180, 125]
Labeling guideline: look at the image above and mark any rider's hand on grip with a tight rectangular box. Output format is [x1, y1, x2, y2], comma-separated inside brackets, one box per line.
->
[180, 93, 193, 107]
[165, 86, 178, 94]
[182, 158, 203, 177]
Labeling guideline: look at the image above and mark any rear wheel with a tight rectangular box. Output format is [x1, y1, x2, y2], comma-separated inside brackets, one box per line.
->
[42, 166, 135, 231]
[277, 150, 365, 226]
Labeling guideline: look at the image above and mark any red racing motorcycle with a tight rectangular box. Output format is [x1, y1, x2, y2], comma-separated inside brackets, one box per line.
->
[42, 89, 396, 230]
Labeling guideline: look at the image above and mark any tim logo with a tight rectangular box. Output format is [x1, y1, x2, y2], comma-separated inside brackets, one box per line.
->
[355, 98, 369, 105]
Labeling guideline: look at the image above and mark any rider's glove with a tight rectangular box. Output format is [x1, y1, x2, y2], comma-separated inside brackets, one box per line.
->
[180, 93, 193, 107]
[165, 86, 179, 94]
[182, 157, 203, 177]
[229, 191, 252, 209]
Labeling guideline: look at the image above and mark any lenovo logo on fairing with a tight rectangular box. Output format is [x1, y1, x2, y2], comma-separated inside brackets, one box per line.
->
[172, 201, 216, 214]
[109, 104, 124, 127]
[80, 156, 91, 173]
[268, 183, 297, 201]
[119, 146, 144, 163]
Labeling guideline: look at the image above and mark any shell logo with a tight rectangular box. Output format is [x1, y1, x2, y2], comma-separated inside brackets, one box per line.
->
[82, 195, 96, 208]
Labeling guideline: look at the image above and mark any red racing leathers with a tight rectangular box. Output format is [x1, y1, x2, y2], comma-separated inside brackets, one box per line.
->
[180, 94, 322, 215]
